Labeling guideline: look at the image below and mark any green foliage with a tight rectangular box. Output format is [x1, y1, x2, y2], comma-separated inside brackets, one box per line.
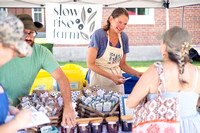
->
[138, 8, 146, 15]
[58, 60, 200, 72]
[58, 61, 159, 72]
[59, 61, 87, 68]
[192, 61, 200, 66]
[39, 43, 53, 53]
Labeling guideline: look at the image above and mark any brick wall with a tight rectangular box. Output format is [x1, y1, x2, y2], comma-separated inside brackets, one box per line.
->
[8, 4, 200, 46]
[102, 5, 200, 46]
[8, 8, 47, 32]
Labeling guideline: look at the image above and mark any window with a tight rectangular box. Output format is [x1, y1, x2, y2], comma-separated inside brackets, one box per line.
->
[0, 8, 7, 12]
[126, 8, 154, 24]
[32, 8, 44, 25]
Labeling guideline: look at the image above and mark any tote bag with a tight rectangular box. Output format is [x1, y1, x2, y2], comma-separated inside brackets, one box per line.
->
[132, 62, 180, 133]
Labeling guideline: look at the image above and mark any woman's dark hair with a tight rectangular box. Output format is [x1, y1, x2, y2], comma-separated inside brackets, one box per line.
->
[104, 7, 129, 31]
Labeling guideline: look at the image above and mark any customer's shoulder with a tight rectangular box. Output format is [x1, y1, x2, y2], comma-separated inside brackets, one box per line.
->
[33, 43, 42, 49]
[34, 43, 49, 51]
[33, 43, 52, 56]
[144, 64, 158, 76]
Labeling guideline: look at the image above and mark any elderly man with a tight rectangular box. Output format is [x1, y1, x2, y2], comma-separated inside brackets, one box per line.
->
[0, 14, 76, 127]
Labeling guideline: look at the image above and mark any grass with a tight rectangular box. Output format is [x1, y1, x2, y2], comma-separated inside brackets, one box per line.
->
[59, 61, 87, 68]
[59, 61, 200, 72]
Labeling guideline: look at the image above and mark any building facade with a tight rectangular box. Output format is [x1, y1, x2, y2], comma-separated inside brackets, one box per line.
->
[3, 5, 200, 61]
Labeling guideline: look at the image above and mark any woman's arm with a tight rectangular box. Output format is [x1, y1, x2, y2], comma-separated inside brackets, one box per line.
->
[126, 65, 157, 108]
[0, 109, 32, 133]
[119, 54, 143, 78]
[87, 47, 124, 85]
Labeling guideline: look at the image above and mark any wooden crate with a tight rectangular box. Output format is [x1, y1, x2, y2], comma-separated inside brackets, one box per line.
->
[76, 102, 120, 119]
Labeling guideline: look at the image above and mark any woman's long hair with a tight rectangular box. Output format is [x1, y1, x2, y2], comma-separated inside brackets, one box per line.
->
[103, 7, 129, 31]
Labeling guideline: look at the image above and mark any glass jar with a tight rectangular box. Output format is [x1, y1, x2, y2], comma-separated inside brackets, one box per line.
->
[90, 118, 103, 133]
[121, 115, 133, 132]
[77, 120, 90, 133]
[61, 125, 75, 133]
[105, 116, 119, 133]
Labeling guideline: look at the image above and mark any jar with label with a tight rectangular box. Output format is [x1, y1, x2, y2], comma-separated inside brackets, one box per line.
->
[121, 115, 133, 132]
[61, 125, 75, 133]
[105, 116, 119, 133]
[90, 118, 103, 133]
[77, 120, 90, 133]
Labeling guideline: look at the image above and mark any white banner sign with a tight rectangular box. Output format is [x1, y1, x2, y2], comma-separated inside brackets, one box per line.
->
[46, 3, 102, 44]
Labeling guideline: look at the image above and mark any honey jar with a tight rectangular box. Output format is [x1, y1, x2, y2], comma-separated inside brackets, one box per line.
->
[105, 116, 119, 133]
[77, 120, 90, 133]
[90, 118, 103, 133]
[61, 125, 75, 133]
[121, 115, 133, 132]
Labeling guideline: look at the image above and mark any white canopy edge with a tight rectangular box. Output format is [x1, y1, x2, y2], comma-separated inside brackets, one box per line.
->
[0, 0, 199, 8]
[170, 0, 200, 8]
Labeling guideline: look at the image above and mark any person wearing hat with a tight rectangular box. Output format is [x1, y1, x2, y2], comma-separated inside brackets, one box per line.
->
[0, 14, 76, 127]
[0, 12, 32, 132]
[126, 26, 200, 132]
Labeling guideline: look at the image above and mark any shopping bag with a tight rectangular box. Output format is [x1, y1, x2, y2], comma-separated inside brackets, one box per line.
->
[132, 62, 180, 133]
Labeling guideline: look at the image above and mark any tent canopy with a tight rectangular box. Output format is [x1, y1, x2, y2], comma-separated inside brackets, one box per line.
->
[0, 0, 199, 8]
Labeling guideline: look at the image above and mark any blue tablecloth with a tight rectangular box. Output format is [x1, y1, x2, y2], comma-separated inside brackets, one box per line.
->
[122, 73, 139, 94]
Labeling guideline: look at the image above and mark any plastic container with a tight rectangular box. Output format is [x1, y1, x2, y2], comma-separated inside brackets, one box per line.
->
[121, 115, 133, 132]
[61, 64, 87, 91]
[77, 120, 90, 133]
[30, 64, 87, 94]
[41, 126, 58, 133]
[30, 69, 53, 94]
[90, 118, 103, 133]
[105, 116, 119, 133]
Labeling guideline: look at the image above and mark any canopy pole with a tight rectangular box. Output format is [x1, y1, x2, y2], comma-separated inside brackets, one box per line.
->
[182, 6, 184, 28]
[166, 8, 169, 30]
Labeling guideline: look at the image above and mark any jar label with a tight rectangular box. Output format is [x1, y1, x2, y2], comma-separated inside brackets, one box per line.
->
[79, 123, 88, 126]
[92, 123, 101, 126]
[125, 120, 133, 123]
[108, 121, 116, 124]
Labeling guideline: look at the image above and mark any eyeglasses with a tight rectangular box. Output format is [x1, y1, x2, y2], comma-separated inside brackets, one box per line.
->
[24, 31, 38, 38]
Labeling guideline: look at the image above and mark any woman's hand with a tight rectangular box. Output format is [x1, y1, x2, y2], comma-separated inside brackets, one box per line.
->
[12, 109, 32, 130]
[111, 74, 125, 85]
[8, 106, 19, 115]
[0, 109, 32, 132]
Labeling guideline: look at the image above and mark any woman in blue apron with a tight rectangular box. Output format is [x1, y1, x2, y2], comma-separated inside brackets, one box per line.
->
[0, 12, 32, 132]
[87, 8, 143, 93]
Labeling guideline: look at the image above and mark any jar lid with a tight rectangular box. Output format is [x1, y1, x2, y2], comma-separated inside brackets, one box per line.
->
[121, 115, 133, 121]
[77, 120, 90, 124]
[90, 118, 103, 123]
[105, 116, 118, 122]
